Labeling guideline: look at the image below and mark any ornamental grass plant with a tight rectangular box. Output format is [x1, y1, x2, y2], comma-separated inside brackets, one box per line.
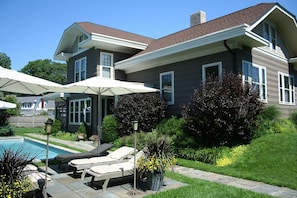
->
[137, 131, 176, 174]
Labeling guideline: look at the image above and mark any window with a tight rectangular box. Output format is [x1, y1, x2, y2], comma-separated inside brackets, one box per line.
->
[100, 52, 114, 79]
[278, 72, 295, 105]
[69, 98, 91, 125]
[264, 23, 277, 50]
[74, 57, 86, 82]
[202, 62, 222, 81]
[242, 61, 267, 102]
[160, 71, 174, 105]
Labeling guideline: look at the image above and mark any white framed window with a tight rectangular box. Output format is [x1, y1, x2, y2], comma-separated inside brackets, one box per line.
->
[242, 61, 267, 102]
[74, 57, 86, 82]
[264, 22, 277, 50]
[160, 71, 174, 105]
[278, 72, 295, 105]
[69, 98, 91, 125]
[202, 62, 222, 81]
[100, 52, 114, 79]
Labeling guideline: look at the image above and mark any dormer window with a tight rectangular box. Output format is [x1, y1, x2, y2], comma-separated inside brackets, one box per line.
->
[264, 22, 277, 50]
[78, 34, 86, 43]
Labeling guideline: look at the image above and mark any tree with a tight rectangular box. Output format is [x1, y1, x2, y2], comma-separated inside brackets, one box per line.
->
[182, 73, 264, 147]
[0, 52, 11, 69]
[20, 59, 67, 84]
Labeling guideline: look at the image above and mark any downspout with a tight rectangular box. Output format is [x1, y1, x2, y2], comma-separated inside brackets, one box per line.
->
[224, 40, 237, 73]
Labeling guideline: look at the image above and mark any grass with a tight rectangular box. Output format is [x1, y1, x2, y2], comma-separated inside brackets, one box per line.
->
[145, 171, 273, 198]
[177, 132, 297, 190]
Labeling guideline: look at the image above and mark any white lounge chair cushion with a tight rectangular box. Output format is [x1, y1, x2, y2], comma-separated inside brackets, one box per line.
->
[106, 146, 135, 160]
[89, 162, 134, 175]
[70, 156, 117, 165]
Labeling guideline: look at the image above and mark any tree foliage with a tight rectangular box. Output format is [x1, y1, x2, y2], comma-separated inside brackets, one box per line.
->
[113, 93, 167, 136]
[20, 59, 67, 84]
[0, 52, 11, 69]
[182, 73, 264, 147]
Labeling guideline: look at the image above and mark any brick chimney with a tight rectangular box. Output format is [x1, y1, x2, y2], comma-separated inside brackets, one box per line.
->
[190, 11, 206, 26]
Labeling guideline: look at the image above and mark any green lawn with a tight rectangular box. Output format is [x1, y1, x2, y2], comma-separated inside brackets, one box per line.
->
[145, 172, 273, 198]
[177, 133, 297, 190]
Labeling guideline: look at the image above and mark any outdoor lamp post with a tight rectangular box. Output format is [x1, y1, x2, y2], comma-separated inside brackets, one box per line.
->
[43, 118, 53, 198]
[132, 120, 138, 192]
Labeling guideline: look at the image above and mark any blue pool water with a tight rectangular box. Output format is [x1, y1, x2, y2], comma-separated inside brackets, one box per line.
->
[0, 138, 72, 160]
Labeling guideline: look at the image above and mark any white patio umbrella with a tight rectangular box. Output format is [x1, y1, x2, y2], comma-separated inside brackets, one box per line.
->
[0, 66, 63, 95]
[60, 76, 158, 141]
[0, 100, 16, 109]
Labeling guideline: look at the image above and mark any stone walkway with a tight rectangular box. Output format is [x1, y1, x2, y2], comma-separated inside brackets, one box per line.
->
[26, 134, 297, 198]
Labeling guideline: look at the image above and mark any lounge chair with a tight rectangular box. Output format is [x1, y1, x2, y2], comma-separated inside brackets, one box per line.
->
[82, 151, 144, 191]
[55, 143, 113, 169]
[68, 146, 135, 174]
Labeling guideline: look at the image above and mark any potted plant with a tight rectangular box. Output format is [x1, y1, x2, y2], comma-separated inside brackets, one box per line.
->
[137, 131, 176, 191]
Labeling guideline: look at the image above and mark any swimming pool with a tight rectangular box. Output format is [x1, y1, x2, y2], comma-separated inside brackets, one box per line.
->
[0, 137, 73, 160]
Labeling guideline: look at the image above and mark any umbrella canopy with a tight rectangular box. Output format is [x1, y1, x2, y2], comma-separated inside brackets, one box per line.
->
[60, 76, 158, 140]
[0, 100, 16, 109]
[0, 66, 63, 95]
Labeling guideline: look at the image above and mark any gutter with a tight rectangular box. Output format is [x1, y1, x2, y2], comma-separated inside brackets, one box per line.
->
[224, 40, 237, 72]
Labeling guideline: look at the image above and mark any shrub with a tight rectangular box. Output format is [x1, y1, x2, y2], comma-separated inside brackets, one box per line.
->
[113, 93, 167, 136]
[216, 145, 248, 167]
[289, 111, 297, 127]
[182, 73, 263, 147]
[156, 116, 196, 148]
[102, 115, 119, 143]
[51, 119, 62, 134]
[177, 147, 223, 164]
[77, 122, 88, 134]
[253, 106, 281, 138]
[112, 131, 148, 150]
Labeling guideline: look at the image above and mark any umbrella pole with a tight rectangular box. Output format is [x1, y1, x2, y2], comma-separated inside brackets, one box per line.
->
[97, 93, 102, 149]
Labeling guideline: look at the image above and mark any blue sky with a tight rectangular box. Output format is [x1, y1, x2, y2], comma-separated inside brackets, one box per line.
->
[1, 0, 296, 71]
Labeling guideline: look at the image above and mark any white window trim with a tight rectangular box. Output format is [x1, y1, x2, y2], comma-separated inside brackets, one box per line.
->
[74, 57, 87, 82]
[160, 71, 174, 105]
[69, 98, 92, 125]
[100, 52, 114, 79]
[242, 61, 267, 103]
[278, 72, 295, 105]
[202, 61, 222, 81]
[263, 22, 277, 51]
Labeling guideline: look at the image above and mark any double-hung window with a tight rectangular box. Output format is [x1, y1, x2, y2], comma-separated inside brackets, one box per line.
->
[69, 98, 91, 125]
[202, 62, 222, 81]
[278, 72, 295, 105]
[74, 57, 86, 82]
[160, 71, 174, 105]
[100, 52, 114, 79]
[242, 61, 267, 102]
[264, 22, 277, 50]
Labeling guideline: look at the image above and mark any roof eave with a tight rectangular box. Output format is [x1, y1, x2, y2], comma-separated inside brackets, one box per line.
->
[115, 24, 268, 73]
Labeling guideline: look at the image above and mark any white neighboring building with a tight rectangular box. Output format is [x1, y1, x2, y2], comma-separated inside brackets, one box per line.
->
[17, 96, 55, 116]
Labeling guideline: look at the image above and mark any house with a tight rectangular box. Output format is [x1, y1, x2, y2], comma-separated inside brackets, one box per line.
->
[54, 3, 297, 134]
[17, 96, 55, 116]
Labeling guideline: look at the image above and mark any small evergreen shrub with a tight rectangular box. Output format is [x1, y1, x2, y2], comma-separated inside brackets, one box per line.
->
[51, 119, 62, 134]
[77, 122, 87, 134]
[102, 115, 119, 143]
[156, 116, 196, 148]
[113, 93, 167, 136]
[182, 73, 263, 147]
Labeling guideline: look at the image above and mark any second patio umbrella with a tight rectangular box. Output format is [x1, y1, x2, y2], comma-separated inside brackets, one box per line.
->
[0, 66, 63, 95]
[60, 76, 158, 142]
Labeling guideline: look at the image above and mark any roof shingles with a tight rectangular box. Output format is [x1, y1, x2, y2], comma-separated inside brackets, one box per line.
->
[134, 3, 276, 56]
[77, 22, 154, 45]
